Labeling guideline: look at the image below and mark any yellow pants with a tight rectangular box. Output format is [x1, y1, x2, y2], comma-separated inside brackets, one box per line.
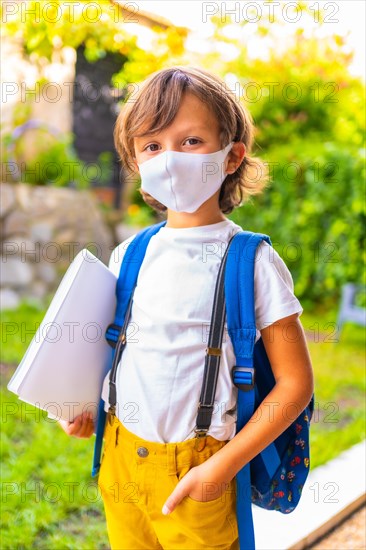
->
[98, 414, 239, 549]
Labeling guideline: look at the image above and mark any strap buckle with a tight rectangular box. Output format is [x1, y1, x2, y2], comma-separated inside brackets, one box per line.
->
[194, 427, 208, 451]
[205, 347, 221, 356]
[105, 324, 127, 348]
[105, 323, 121, 349]
[194, 402, 209, 439]
[194, 428, 208, 438]
[232, 366, 255, 391]
[108, 406, 116, 425]
[194, 402, 212, 449]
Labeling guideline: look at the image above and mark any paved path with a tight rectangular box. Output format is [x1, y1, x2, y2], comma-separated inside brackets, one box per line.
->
[309, 505, 365, 549]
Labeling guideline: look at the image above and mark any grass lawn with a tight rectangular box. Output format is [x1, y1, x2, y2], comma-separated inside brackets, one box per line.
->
[1, 302, 365, 548]
[1, 303, 109, 549]
[300, 307, 365, 467]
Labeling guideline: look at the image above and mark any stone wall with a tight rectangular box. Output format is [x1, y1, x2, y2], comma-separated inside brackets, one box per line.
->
[1, 183, 114, 310]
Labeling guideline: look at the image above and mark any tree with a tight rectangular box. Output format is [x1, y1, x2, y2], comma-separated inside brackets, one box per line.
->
[195, 3, 365, 308]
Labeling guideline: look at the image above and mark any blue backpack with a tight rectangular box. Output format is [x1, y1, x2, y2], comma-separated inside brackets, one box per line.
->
[92, 220, 314, 550]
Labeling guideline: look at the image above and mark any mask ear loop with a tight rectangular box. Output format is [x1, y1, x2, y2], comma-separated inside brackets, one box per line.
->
[222, 141, 234, 152]
[223, 142, 235, 176]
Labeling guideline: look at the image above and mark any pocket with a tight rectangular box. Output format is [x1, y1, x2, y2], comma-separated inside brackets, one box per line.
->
[186, 493, 225, 506]
[186, 478, 236, 506]
[174, 478, 239, 546]
[171, 473, 225, 505]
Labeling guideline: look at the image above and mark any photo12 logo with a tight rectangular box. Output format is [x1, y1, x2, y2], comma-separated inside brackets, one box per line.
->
[201, 2, 339, 24]
[1, 1, 140, 24]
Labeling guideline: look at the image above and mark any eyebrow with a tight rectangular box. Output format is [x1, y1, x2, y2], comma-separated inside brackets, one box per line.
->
[174, 125, 209, 133]
[136, 125, 209, 140]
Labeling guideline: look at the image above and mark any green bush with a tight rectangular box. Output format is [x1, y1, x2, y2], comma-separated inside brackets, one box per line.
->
[229, 141, 365, 309]
[2, 128, 115, 189]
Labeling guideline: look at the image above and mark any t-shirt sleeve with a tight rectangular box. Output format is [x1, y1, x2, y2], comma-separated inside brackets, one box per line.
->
[254, 240, 303, 331]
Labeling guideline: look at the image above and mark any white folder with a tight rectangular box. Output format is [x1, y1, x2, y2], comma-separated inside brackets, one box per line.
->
[7, 249, 117, 426]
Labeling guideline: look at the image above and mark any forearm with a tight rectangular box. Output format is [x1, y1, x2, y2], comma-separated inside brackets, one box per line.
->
[204, 376, 313, 484]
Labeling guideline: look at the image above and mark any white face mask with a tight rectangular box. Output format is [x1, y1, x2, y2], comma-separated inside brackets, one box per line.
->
[138, 142, 234, 213]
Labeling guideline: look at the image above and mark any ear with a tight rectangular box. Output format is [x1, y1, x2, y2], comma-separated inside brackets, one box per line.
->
[226, 142, 246, 174]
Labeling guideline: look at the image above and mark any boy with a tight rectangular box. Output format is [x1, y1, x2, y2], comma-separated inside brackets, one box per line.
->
[60, 66, 314, 549]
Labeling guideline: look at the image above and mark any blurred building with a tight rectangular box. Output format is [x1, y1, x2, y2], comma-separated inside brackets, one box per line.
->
[1, 1, 173, 209]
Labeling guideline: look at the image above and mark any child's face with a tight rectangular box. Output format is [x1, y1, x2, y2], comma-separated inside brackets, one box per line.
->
[133, 93, 225, 168]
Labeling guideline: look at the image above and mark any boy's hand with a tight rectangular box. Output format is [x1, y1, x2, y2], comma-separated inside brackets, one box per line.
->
[58, 412, 94, 438]
[162, 459, 231, 515]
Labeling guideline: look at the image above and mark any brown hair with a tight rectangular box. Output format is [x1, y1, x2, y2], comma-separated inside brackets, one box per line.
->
[114, 66, 269, 214]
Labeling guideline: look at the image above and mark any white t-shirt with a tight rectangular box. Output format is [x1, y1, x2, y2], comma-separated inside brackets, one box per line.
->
[101, 218, 303, 443]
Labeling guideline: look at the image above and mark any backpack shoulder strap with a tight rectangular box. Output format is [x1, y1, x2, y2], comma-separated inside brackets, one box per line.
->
[92, 220, 167, 476]
[224, 230, 271, 550]
[225, 230, 271, 364]
[105, 220, 167, 347]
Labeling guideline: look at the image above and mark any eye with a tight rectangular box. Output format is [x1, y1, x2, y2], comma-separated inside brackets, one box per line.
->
[144, 143, 160, 152]
[184, 138, 201, 146]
